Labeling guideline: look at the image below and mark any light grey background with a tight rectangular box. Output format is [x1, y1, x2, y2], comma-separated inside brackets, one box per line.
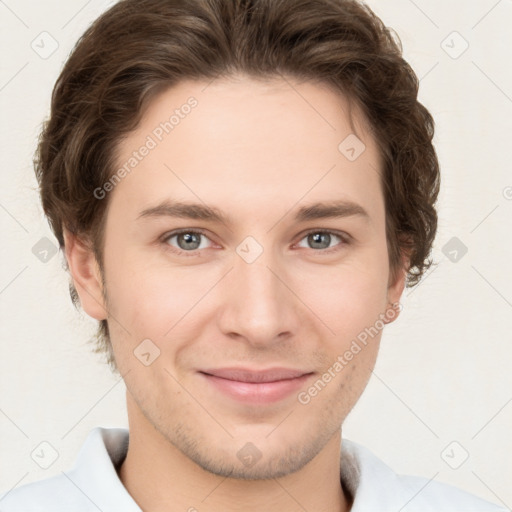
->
[1, 0, 511, 507]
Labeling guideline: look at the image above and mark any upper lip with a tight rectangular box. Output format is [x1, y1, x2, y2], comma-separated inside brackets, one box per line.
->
[199, 367, 313, 383]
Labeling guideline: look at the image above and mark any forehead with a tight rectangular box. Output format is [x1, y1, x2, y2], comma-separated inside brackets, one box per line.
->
[111, 75, 384, 224]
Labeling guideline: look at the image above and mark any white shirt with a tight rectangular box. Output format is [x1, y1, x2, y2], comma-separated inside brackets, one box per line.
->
[0, 427, 506, 511]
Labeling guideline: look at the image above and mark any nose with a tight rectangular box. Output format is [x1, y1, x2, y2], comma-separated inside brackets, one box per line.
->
[216, 248, 301, 348]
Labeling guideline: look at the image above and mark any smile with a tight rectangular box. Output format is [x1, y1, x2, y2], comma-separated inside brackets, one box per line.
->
[198, 367, 315, 404]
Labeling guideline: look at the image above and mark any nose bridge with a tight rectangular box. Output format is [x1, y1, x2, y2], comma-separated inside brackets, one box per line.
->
[217, 243, 298, 345]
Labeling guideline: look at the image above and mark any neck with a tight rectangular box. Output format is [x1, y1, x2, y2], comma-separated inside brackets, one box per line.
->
[118, 394, 352, 512]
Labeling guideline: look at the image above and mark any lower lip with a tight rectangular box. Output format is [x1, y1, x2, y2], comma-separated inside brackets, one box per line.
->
[200, 373, 313, 404]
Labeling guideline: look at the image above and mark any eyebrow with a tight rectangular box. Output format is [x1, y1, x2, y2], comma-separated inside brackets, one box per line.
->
[137, 199, 370, 224]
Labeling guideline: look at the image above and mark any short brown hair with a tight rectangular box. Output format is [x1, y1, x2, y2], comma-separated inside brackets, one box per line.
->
[35, 0, 440, 373]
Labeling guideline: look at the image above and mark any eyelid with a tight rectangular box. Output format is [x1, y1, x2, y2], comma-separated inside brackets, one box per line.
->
[296, 228, 351, 243]
[162, 227, 211, 240]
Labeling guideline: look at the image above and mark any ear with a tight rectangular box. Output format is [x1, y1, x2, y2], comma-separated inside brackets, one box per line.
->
[384, 248, 410, 324]
[63, 227, 108, 321]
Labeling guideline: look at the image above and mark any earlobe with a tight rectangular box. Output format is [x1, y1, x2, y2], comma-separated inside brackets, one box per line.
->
[384, 252, 410, 324]
[387, 267, 406, 305]
[63, 228, 108, 321]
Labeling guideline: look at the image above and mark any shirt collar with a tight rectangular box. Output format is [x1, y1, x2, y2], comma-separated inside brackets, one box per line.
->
[69, 427, 407, 511]
[66, 427, 140, 511]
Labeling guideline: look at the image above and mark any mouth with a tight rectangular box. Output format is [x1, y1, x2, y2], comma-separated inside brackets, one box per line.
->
[198, 367, 315, 404]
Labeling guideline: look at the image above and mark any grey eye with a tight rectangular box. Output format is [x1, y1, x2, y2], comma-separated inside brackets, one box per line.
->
[297, 231, 343, 250]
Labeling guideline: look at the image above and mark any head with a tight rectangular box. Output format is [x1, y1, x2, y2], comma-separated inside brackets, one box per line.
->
[36, 0, 439, 479]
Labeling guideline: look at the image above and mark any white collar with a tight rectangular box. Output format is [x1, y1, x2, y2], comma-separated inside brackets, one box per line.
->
[1, 427, 506, 511]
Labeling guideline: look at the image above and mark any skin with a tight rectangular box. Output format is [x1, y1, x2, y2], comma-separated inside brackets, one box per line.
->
[64, 74, 407, 512]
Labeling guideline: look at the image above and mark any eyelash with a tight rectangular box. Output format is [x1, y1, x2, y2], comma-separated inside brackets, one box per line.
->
[160, 228, 350, 257]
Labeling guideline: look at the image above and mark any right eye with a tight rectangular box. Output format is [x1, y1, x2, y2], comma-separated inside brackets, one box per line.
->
[161, 229, 214, 256]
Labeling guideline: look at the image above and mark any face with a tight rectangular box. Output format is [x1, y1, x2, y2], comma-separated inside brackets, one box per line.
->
[73, 74, 405, 479]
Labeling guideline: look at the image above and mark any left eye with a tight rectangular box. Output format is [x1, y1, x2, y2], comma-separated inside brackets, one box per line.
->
[296, 231, 344, 251]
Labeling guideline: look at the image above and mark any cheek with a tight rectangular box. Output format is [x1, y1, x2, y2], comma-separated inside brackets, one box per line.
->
[293, 255, 389, 346]
[103, 250, 215, 339]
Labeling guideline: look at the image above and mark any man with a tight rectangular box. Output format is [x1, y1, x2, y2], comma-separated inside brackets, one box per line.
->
[0, 0, 506, 510]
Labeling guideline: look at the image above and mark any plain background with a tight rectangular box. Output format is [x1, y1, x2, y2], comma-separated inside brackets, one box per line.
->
[1, 0, 511, 507]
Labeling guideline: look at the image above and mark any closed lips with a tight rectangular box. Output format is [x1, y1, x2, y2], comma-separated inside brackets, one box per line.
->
[199, 368, 312, 383]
